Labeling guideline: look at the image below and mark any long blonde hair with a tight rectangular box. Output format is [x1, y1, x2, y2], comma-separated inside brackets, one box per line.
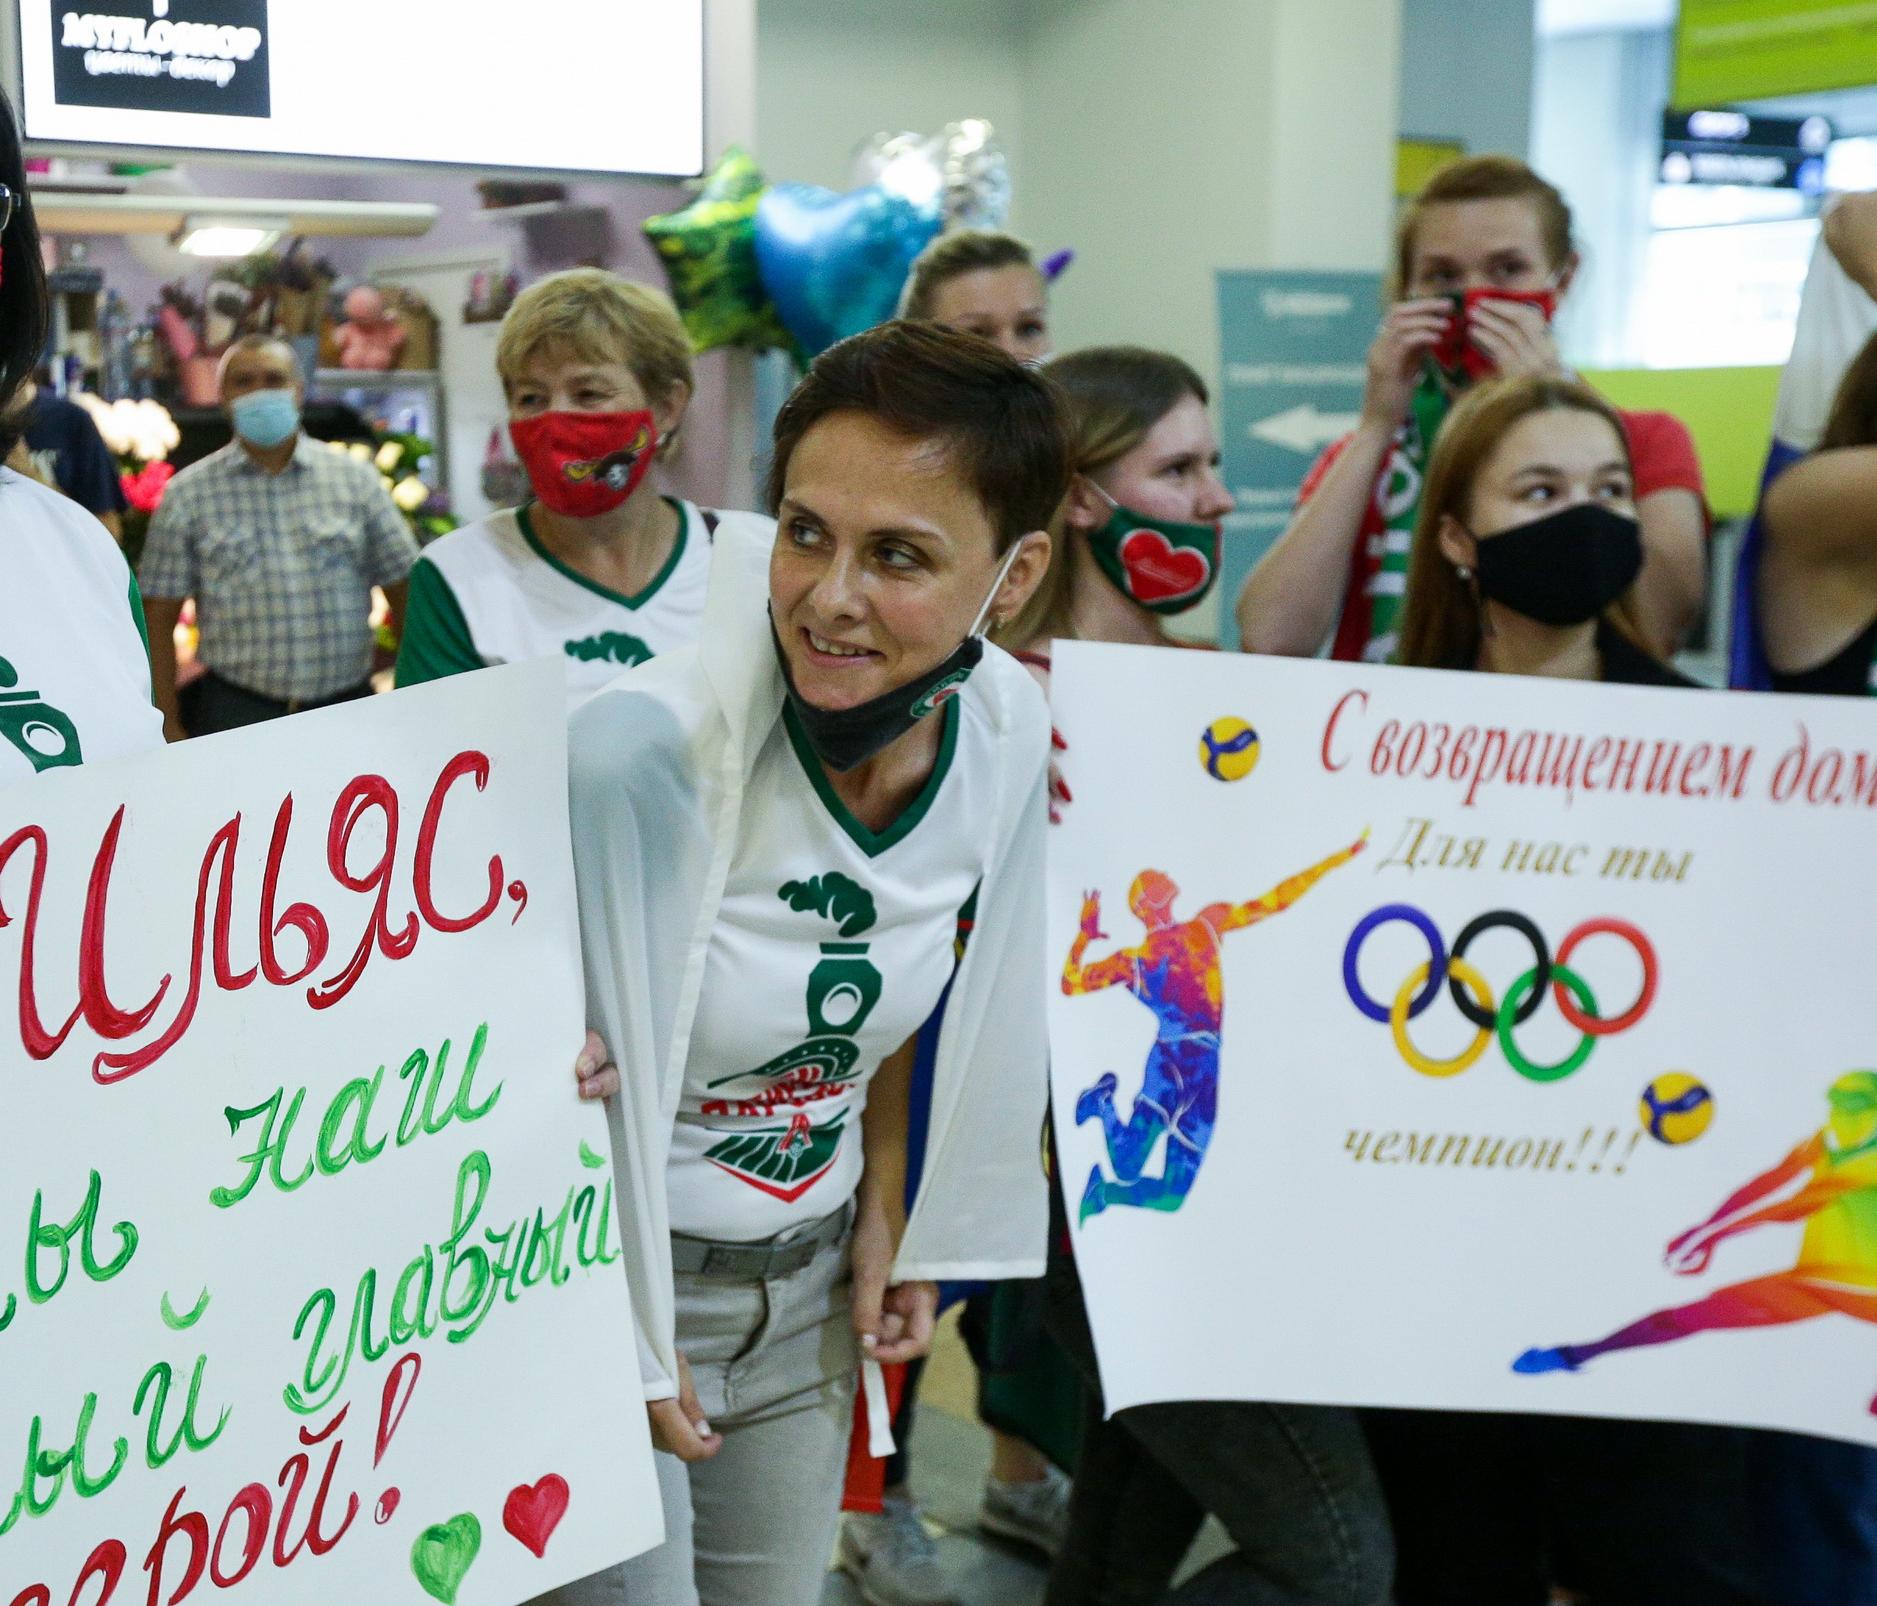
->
[1396, 374, 1649, 670]
[995, 346, 1208, 650]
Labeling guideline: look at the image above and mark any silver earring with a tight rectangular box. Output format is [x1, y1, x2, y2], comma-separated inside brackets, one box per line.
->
[1455, 564, 1472, 582]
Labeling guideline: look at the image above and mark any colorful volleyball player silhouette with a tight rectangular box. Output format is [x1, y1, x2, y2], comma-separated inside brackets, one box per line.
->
[1064, 834, 1366, 1223]
[1515, 1070, 1877, 1402]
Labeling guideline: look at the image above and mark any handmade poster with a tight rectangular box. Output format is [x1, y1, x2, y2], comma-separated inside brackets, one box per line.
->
[1048, 640, 1877, 1446]
[0, 661, 658, 1604]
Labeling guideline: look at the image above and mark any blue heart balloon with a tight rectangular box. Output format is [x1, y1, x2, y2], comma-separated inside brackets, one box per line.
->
[754, 182, 942, 359]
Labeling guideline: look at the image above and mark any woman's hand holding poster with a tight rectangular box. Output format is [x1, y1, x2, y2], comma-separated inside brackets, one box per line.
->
[1048, 640, 1877, 1447]
[0, 662, 656, 1604]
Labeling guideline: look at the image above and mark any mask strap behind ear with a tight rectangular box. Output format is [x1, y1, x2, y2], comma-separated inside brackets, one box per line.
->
[969, 539, 1027, 638]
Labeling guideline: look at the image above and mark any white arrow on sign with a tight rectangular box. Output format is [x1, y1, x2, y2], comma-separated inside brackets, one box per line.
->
[1249, 403, 1361, 454]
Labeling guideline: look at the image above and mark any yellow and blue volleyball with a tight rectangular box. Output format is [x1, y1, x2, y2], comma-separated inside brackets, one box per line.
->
[1199, 717, 1260, 782]
[1640, 1072, 1714, 1146]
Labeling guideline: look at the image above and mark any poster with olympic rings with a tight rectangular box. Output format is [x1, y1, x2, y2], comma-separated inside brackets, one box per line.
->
[1047, 639, 1877, 1444]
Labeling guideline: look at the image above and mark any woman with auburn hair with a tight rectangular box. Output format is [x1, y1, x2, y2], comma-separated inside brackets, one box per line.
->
[1238, 154, 1707, 664]
[1393, 373, 1673, 683]
[1381, 376, 1767, 1604]
[1000, 346, 1394, 1606]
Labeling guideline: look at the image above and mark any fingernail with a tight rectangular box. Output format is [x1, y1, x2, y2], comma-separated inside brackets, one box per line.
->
[861, 1332, 877, 1349]
[696, 1419, 711, 1437]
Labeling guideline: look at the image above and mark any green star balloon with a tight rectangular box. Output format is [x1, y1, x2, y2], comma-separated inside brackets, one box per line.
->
[644, 148, 795, 356]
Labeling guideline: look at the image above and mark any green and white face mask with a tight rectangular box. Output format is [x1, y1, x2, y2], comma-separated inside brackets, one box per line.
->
[1085, 484, 1221, 615]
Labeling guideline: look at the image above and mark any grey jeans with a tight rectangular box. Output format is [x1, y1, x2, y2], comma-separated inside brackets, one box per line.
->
[533, 1213, 857, 1606]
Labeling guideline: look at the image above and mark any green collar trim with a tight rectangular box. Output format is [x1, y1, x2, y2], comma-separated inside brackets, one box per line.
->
[517, 497, 689, 610]
[782, 695, 959, 858]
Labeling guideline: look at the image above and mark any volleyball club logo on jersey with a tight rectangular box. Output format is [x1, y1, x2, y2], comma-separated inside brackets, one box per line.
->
[701, 873, 884, 1201]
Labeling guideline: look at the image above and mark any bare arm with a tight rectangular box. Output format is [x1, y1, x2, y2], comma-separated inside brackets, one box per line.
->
[1238, 424, 1394, 655]
[1630, 489, 1707, 657]
[1824, 192, 1877, 302]
[1237, 300, 1452, 656]
[1758, 448, 1877, 670]
[1219, 831, 1367, 933]
[853, 1037, 935, 1364]
[142, 595, 187, 742]
[98, 509, 123, 543]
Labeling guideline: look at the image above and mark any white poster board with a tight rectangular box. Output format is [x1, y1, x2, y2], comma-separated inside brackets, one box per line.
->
[1048, 640, 1877, 1447]
[0, 662, 658, 1604]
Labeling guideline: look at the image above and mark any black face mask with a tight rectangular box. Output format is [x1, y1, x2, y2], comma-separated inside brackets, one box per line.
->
[773, 618, 983, 772]
[1472, 503, 1643, 627]
[773, 539, 1023, 772]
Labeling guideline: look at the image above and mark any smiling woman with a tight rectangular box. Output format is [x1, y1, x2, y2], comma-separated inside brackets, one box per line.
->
[543, 322, 1071, 1606]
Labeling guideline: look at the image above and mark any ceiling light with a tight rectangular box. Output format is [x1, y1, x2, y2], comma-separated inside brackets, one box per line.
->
[174, 215, 285, 256]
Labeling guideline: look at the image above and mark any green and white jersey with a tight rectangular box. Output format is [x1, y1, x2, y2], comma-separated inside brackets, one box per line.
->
[670, 691, 995, 1242]
[0, 468, 161, 781]
[395, 499, 772, 706]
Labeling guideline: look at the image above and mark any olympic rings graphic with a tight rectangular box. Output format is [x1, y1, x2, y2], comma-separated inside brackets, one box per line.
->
[1343, 904, 1657, 1082]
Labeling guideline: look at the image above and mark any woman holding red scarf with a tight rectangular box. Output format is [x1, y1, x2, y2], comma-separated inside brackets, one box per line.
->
[1235, 155, 1707, 664]
[396, 269, 772, 702]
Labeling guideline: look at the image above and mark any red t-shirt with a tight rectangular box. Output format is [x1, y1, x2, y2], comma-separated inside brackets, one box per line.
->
[1297, 407, 1708, 663]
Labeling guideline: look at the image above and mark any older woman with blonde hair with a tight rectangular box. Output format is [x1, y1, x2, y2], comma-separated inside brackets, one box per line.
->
[396, 267, 771, 703]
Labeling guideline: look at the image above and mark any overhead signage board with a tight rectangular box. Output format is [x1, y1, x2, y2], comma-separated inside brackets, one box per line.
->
[1674, 0, 1877, 107]
[16, 0, 705, 177]
[1659, 109, 1831, 192]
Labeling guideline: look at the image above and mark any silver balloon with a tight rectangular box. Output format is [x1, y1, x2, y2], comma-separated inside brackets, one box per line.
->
[852, 130, 942, 212]
[936, 118, 1011, 232]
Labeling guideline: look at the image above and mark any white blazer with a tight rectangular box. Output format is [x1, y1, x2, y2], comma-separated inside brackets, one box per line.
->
[567, 514, 1051, 1398]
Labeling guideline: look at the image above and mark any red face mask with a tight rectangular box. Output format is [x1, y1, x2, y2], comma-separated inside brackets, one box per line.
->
[508, 409, 658, 517]
[1431, 287, 1558, 382]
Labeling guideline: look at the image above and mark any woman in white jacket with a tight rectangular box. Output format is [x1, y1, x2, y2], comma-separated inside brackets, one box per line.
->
[553, 321, 1066, 1606]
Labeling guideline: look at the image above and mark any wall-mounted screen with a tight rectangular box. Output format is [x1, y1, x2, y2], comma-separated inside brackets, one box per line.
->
[17, 0, 704, 176]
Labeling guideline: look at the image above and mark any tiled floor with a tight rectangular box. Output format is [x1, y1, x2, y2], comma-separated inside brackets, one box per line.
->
[821, 1308, 1229, 1603]
[822, 1402, 1051, 1604]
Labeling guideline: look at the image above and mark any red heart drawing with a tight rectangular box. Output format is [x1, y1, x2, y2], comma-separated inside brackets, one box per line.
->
[1119, 529, 1210, 604]
[503, 1475, 570, 1559]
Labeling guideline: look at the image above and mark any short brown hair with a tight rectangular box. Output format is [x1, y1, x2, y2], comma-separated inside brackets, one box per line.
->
[496, 268, 693, 405]
[900, 230, 1038, 320]
[1394, 155, 1574, 299]
[997, 346, 1209, 648]
[765, 320, 1071, 552]
[1397, 373, 1645, 670]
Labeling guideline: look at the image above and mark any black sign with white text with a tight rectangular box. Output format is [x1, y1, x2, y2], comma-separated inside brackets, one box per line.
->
[49, 0, 271, 119]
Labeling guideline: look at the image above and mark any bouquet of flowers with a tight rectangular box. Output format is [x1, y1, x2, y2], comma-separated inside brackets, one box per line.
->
[73, 393, 180, 570]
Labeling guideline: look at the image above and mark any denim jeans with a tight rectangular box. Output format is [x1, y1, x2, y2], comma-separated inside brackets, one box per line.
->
[1753, 1433, 1877, 1606]
[531, 1211, 856, 1606]
[1043, 1256, 1394, 1606]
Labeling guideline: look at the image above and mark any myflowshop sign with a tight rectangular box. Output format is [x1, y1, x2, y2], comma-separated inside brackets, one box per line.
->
[51, 1, 271, 119]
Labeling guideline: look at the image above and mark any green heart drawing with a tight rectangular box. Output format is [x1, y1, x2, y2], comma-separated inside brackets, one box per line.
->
[411, 1513, 481, 1604]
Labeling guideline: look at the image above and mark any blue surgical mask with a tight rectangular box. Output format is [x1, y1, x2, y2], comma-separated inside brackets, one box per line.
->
[230, 387, 301, 448]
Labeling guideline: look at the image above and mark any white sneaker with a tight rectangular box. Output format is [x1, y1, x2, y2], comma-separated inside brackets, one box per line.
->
[837, 1495, 961, 1606]
[977, 1464, 1071, 1559]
